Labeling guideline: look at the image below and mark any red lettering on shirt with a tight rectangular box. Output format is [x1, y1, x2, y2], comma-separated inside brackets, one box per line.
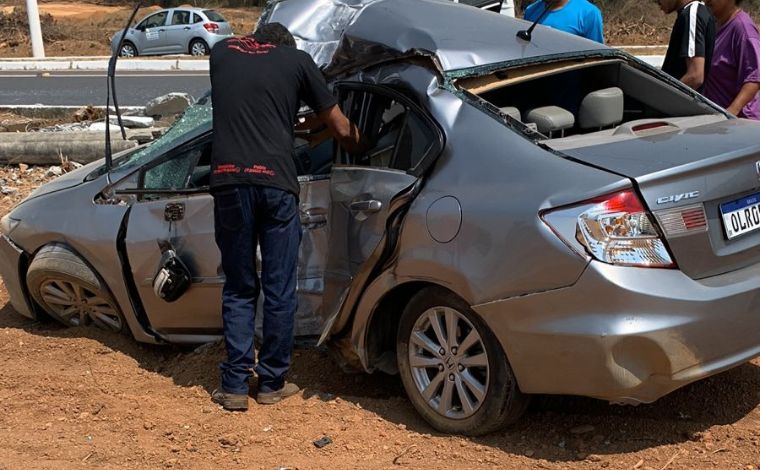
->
[227, 37, 276, 56]
[213, 164, 242, 175]
[244, 165, 276, 177]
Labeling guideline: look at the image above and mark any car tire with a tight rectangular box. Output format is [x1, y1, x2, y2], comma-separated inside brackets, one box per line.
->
[190, 39, 209, 56]
[26, 245, 125, 333]
[397, 287, 529, 435]
[119, 41, 137, 58]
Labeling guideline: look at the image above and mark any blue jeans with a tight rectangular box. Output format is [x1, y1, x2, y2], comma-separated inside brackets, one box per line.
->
[213, 185, 302, 395]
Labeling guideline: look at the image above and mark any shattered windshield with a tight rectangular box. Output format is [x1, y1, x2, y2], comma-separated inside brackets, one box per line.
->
[86, 103, 212, 181]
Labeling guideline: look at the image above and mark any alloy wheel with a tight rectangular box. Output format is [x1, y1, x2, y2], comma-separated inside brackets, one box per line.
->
[120, 44, 136, 57]
[39, 279, 123, 332]
[191, 41, 208, 56]
[408, 306, 489, 419]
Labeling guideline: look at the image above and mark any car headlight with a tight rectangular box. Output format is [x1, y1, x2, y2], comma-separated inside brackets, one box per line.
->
[542, 190, 676, 268]
[0, 214, 20, 236]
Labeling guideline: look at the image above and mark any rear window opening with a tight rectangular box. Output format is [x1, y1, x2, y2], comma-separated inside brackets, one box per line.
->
[457, 58, 725, 149]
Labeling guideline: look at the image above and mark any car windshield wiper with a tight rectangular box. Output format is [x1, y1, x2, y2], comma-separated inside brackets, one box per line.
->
[105, 1, 143, 183]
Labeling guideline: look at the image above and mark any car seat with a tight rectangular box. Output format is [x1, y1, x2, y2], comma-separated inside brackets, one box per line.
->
[579, 87, 624, 130]
[525, 106, 575, 138]
[499, 106, 522, 122]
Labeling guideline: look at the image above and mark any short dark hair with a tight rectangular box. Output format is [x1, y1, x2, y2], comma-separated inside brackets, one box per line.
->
[253, 23, 297, 47]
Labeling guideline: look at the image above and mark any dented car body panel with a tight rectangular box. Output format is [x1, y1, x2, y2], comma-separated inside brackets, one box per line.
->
[2, 0, 760, 414]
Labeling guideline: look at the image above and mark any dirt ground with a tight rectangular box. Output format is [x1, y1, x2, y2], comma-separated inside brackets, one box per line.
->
[0, 168, 759, 468]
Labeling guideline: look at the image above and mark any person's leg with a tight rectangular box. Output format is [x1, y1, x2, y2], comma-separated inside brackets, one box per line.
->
[213, 186, 260, 399]
[254, 186, 302, 396]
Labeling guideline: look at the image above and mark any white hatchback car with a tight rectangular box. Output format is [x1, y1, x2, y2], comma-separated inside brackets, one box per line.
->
[111, 7, 234, 57]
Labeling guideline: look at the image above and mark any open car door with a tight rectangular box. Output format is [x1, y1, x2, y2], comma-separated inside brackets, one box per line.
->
[319, 82, 444, 342]
[116, 110, 336, 341]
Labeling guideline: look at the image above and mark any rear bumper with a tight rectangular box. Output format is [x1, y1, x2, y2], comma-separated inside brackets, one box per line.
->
[0, 234, 35, 319]
[205, 33, 234, 49]
[473, 261, 760, 404]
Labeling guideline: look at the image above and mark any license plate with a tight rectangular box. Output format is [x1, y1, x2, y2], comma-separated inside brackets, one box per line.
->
[720, 193, 760, 240]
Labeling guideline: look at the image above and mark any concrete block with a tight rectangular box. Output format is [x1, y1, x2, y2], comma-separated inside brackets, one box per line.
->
[145, 93, 194, 117]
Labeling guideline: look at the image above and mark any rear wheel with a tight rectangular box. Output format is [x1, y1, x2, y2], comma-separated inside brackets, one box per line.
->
[190, 39, 209, 56]
[397, 287, 528, 435]
[26, 245, 124, 333]
[119, 41, 137, 58]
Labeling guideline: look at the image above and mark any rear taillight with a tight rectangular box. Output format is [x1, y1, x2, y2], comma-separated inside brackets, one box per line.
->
[203, 23, 220, 33]
[543, 190, 676, 268]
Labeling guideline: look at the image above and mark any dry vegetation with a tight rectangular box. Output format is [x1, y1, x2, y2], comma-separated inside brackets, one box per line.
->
[0, 0, 760, 56]
[0, 1, 260, 57]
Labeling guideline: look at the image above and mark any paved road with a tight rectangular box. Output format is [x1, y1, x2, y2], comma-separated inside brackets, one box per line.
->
[0, 71, 211, 106]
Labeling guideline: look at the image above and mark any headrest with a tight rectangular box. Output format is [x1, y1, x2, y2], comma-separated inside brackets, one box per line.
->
[579, 87, 624, 129]
[499, 106, 522, 122]
[525, 106, 575, 135]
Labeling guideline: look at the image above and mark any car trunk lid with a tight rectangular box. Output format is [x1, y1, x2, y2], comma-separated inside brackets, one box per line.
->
[553, 117, 760, 279]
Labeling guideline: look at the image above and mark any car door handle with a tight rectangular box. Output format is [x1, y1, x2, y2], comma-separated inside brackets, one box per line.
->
[164, 202, 185, 222]
[184, 26, 191, 30]
[159, 29, 166, 32]
[350, 200, 382, 213]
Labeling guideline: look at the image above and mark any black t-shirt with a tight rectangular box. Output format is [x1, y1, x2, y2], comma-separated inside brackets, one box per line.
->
[209, 36, 337, 195]
[662, 1, 715, 88]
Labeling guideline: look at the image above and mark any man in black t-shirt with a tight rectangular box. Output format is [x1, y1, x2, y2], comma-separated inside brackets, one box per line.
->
[659, 0, 716, 91]
[209, 23, 365, 411]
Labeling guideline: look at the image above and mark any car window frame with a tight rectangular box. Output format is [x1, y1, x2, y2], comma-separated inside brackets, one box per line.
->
[115, 133, 212, 201]
[138, 11, 169, 30]
[170, 9, 192, 26]
[334, 82, 445, 178]
[202, 10, 227, 22]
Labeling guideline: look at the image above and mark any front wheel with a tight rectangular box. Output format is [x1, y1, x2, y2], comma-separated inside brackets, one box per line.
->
[26, 245, 125, 333]
[189, 39, 209, 56]
[397, 287, 528, 435]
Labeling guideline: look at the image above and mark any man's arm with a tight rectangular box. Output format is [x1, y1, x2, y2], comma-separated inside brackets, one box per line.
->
[677, 5, 708, 89]
[680, 56, 706, 90]
[318, 104, 368, 155]
[726, 82, 760, 117]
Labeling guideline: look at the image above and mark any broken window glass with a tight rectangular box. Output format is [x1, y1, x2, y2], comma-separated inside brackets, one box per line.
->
[142, 148, 200, 190]
[88, 104, 212, 183]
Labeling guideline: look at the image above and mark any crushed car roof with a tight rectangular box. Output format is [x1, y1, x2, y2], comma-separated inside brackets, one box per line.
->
[261, 0, 607, 75]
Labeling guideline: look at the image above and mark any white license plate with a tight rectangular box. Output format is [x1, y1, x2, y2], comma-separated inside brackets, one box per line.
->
[720, 193, 760, 240]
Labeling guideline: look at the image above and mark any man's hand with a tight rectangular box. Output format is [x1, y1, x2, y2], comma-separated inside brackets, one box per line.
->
[727, 82, 760, 117]
[680, 56, 705, 90]
[318, 105, 370, 155]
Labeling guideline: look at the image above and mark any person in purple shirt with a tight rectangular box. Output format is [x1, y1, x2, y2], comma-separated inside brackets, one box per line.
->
[703, 0, 760, 119]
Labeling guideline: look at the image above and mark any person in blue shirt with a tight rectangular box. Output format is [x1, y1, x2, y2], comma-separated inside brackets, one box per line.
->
[523, 0, 605, 43]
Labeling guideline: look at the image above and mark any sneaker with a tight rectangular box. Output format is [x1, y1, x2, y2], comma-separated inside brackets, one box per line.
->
[211, 388, 249, 411]
[255, 382, 301, 405]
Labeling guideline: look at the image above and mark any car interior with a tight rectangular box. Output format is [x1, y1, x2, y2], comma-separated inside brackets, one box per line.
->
[458, 58, 723, 147]
[116, 85, 441, 203]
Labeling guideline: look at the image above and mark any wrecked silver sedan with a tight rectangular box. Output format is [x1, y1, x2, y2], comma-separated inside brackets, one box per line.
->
[3, 0, 760, 435]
